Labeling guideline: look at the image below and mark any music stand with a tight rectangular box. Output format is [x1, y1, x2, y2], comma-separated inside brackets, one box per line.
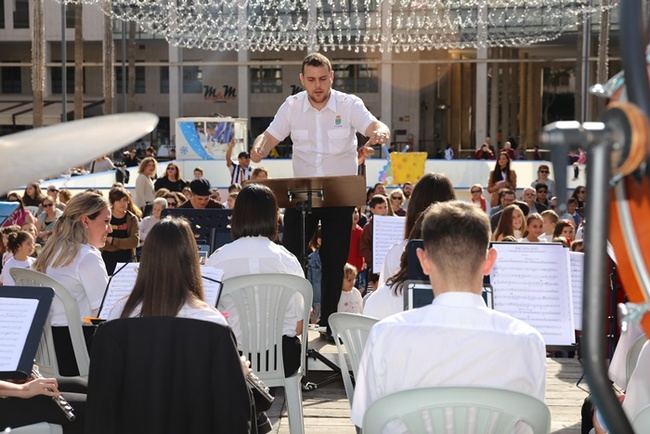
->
[161, 208, 232, 255]
[252, 175, 366, 390]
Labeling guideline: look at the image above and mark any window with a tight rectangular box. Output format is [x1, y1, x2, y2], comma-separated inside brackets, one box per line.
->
[0, 0, 5, 29]
[115, 66, 146, 94]
[1, 67, 22, 94]
[50, 67, 76, 94]
[333, 63, 378, 93]
[160, 66, 169, 94]
[65, 4, 76, 28]
[183, 66, 203, 94]
[250, 66, 283, 94]
[13, 0, 29, 28]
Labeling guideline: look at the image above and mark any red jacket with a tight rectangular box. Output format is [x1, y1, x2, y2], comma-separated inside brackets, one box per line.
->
[347, 225, 365, 271]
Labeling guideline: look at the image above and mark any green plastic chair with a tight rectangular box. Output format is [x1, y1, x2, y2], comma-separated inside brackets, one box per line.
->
[10, 268, 90, 379]
[328, 312, 378, 407]
[221, 273, 313, 434]
[362, 386, 551, 434]
[633, 404, 650, 432]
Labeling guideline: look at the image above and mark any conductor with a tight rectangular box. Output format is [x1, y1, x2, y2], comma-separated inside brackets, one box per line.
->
[251, 52, 390, 334]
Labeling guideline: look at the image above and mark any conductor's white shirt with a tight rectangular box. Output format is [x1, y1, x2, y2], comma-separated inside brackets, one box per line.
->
[46, 244, 108, 326]
[266, 89, 378, 177]
[351, 291, 546, 428]
[206, 236, 305, 343]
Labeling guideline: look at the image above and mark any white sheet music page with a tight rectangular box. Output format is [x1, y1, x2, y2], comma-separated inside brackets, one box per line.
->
[98, 263, 139, 319]
[201, 266, 224, 307]
[490, 243, 576, 346]
[372, 216, 405, 272]
[0, 298, 38, 372]
[570, 252, 585, 331]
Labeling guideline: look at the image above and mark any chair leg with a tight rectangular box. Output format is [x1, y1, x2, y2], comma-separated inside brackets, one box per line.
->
[284, 376, 305, 434]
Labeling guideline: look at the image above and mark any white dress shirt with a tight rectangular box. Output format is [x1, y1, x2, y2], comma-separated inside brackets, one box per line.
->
[46, 244, 109, 326]
[351, 291, 546, 428]
[106, 297, 228, 327]
[363, 283, 403, 320]
[0, 256, 35, 286]
[266, 89, 378, 177]
[206, 236, 305, 344]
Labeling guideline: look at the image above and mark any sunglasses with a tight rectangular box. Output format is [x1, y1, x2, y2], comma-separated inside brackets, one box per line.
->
[539, 170, 549, 174]
[43, 203, 54, 207]
[471, 190, 481, 193]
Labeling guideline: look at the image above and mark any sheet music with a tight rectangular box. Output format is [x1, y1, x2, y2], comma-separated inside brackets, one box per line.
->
[0, 298, 38, 372]
[570, 252, 584, 331]
[201, 266, 224, 307]
[490, 243, 576, 346]
[98, 263, 224, 319]
[373, 216, 406, 272]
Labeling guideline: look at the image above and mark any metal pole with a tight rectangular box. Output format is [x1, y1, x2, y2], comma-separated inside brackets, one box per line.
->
[61, 2, 67, 122]
[580, 0, 592, 123]
[582, 140, 634, 434]
[121, 21, 127, 112]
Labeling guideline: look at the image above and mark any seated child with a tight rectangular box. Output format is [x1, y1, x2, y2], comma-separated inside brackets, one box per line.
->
[337, 263, 363, 314]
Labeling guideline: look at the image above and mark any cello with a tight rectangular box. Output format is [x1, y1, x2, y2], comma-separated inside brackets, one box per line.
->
[541, 0, 650, 431]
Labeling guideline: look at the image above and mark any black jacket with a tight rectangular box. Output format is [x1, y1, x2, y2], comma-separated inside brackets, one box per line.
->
[86, 317, 252, 434]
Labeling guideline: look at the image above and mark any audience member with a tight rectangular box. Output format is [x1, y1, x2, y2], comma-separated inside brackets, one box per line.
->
[122, 149, 139, 167]
[530, 165, 555, 198]
[347, 208, 365, 288]
[388, 189, 406, 216]
[154, 162, 188, 193]
[139, 197, 167, 244]
[0, 225, 20, 266]
[251, 167, 269, 181]
[401, 182, 413, 207]
[22, 182, 46, 208]
[489, 188, 516, 218]
[193, 167, 204, 180]
[36, 197, 63, 244]
[563, 197, 583, 227]
[493, 204, 526, 241]
[359, 195, 389, 288]
[226, 140, 253, 184]
[474, 143, 495, 160]
[179, 179, 224, 209]
[351, 201, 546, 429]
[207, 184, 305, 377]
[226, 192, 239, 209]
[522, 187, 544, 214]
[307, 228, 322, 324]
[0, 230, 35, 286]
[34, 192, 110, 375]
[534, 183, 551, 210]
[58, 189, 72, 206]
[228, 183, 243, 194]
[101, 187, 140, 275]
[571, 186, 587, 216]
[3, 193, 36, 227]
[444, 144, 454, 160]
[469, 184, 487, 212]
[540, 210, 559, 242]
[524, 213, 544, 242]
[337, 263, 362, 314]
[487, 152, 517, 207]
[134, 157, 157, 210]
[373, 183, 386, 197]
[89, 155, 115, 174]
[46, 185, 65, 211]
[553, 219, 576, 244]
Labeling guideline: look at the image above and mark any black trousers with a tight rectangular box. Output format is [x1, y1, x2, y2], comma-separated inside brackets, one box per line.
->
[283, 206, 353, 330]
[0, 379, 86, 434]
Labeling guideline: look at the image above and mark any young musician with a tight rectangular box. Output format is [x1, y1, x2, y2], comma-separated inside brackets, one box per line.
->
[351, 201, 546, 430]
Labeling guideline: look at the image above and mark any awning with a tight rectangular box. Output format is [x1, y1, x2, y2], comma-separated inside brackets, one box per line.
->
[0, 100, 104, 126]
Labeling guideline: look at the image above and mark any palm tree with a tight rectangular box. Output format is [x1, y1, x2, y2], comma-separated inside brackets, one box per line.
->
[31, 0, 45, 127]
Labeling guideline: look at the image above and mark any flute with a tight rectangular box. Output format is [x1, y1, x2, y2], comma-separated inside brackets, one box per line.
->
[246, 371, 274, 404]
[31, 365, 76, 422]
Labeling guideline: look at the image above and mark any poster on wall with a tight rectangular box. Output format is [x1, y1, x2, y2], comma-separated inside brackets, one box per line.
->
[176, 117, 248, 160]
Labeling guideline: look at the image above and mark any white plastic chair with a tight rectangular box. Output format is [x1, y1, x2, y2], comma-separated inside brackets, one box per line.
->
[220, 273, 313, 434]
[626, 335, 648, 387]
[362, 386, 551, 434]
[328, 312, 378, 407]
[8, 423, 63, 433]
[10, 268, 90, 378]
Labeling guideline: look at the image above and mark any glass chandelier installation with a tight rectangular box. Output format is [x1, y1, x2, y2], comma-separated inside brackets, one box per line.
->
[65, 0, 617, 52]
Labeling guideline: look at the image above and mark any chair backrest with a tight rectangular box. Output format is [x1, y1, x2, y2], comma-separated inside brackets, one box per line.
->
[363, 386, 551, 434]
[633, 404, 650, 432]
[626, 334, 648, 386]
[220, 273, 313, 384]
[10, 268, 90, 377]
[328, 312, 378, 405]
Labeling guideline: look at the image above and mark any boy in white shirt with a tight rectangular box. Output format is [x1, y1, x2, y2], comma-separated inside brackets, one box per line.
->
[337, 263, 363, 314]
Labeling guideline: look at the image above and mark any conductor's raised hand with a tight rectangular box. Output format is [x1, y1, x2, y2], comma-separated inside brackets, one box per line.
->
[366, 130, 390, 146]
[250, 146, 265, 163]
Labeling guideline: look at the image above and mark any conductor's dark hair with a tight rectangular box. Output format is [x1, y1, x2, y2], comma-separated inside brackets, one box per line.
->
[231, 184, 278, 241]
[302, 53, 332, 73]
[404, 173, 455, 238]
